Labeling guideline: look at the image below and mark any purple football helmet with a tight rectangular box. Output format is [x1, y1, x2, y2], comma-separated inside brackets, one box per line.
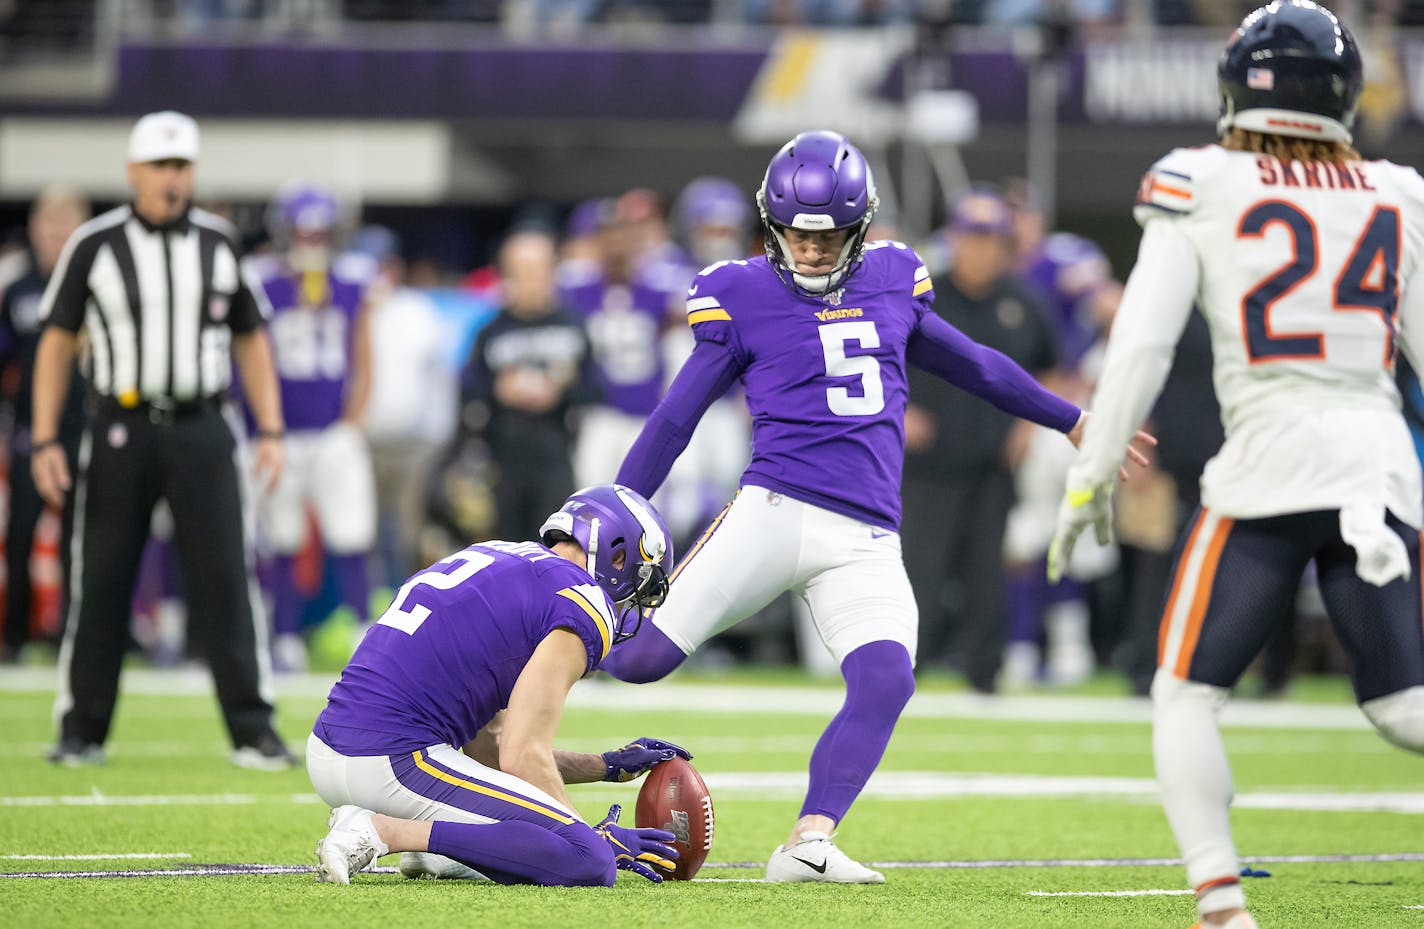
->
[756, 130, 878, 296]
[539, 484, 674, 642]
[267, 182, 344, 272]
[268, 183, 341, 239]
[674, 177, 752, 265]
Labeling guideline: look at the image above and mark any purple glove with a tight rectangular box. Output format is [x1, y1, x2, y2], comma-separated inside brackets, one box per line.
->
[601, 737, 693, 783]
[595, 803, 679, 883]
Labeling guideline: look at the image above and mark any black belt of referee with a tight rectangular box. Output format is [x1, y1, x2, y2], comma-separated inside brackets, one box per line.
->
[98, 394, 222, 425]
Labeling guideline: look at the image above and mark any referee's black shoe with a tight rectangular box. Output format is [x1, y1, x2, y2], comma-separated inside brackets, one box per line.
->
[231, 730, 299, 771]
[46, 738, 106, 766]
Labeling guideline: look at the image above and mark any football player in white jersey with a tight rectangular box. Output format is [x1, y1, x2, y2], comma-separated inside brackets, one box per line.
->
[1050, 4, 1424, 927]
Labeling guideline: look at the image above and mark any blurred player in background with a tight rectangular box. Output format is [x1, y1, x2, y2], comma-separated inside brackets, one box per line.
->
[1051, 4, 1424, 926]
[253, 183, 376, 671]
[307, 484, 683, 887]
[659, 176, 754, 546]
[0, 185, 89, 663]
[1001, 180, 1124, 688]
[601, 130, 1148, 882]
[900, 188, 1062, 693]
[560, 190, 683, 492]
[464, 228, 596, 542]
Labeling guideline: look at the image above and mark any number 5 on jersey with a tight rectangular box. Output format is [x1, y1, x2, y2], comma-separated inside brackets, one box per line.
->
[819, 321, 884, 416]
[1238, 200, 1400, 365]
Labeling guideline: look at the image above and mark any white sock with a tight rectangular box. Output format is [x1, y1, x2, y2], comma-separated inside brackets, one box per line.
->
[1151, 669, 1246, 916]
[1045, 600, 1093, 684]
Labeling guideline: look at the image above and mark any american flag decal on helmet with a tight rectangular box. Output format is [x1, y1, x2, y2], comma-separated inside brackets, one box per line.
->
[1247, 67, 1274, 90]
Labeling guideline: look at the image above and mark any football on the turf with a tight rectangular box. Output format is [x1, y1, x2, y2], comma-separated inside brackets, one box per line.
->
[635, 755, 714, 880]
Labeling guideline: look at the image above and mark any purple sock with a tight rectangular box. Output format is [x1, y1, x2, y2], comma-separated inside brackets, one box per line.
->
[427, 819, 613, 887]
[800, 640, 915, 823]
[328, 552, 370, 624]
[1006, 566, 1045, 644]
[271, 554, 302, 637]
[599, 620, 688, 683]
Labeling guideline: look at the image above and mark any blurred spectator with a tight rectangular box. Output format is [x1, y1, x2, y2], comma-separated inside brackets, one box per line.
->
[985, 0, 1118, 24]
[0, 185, 90, 664]
[361, 227, 460, 587]
[900, 188, 1060, 692]
[462, 229, 596, 542]
[744, 0, 912, 24]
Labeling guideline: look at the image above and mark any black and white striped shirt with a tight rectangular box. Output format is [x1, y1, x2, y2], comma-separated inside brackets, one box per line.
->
[38, 205, 271, 403]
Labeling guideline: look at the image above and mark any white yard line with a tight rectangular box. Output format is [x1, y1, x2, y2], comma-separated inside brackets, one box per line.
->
[1, 853, 190, 860]
[6, 772, 1424, 814]
[0, 792, 324, 807]
[5, 731, 1392, 759]
[0, 668, 1373, 730]
[7, 854, 1424, 880]
[1027, 889, 1193, 897]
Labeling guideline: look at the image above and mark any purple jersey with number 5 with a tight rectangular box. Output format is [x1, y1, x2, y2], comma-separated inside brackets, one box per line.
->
[312, 541, 617, 756]
[686, 242, 934, 529]
[259, 264, 365, 432]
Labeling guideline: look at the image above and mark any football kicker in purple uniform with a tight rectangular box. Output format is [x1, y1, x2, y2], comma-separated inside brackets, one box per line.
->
[596, 131, 1085, 882]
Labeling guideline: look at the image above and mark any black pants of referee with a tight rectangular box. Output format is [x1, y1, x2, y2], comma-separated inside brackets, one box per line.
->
[56, 400, 275, 749]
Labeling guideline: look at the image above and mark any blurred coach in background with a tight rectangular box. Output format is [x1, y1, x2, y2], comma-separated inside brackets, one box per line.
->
[32, 111, 295, 770]
[0, 185, 90, 664]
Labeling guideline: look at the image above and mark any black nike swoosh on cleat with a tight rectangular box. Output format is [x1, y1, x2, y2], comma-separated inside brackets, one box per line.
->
[792, 856, 828, 874]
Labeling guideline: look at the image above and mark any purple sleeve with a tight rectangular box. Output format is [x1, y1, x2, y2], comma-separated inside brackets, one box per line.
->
[615, 338, 742, 498]
[907, 310, 1080, 433]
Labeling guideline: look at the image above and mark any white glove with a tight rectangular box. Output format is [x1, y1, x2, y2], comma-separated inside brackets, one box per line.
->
[1048, 482, 1114, 584]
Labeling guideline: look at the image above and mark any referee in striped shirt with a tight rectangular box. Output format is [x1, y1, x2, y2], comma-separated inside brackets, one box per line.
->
[32, 111, 295, 769]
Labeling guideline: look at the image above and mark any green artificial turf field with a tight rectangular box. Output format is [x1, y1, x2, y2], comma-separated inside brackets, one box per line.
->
[2, 666, 1422, 928]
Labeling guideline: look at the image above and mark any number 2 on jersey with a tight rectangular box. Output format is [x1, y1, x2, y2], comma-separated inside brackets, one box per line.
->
[1238, 200, 1400, 364]
[376, 549, 495, 635]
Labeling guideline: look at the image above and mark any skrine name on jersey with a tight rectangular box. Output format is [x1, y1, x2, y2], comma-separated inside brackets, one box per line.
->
[815, 307, 864, 321]
[1256, 157, 1376, 192]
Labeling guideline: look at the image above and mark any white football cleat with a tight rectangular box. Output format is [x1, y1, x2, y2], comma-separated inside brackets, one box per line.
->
[765, 832, 884, 884]
[398, 851, 488, 882]
[314, 805, 389, 884]
[1191, 913, 1259, 929]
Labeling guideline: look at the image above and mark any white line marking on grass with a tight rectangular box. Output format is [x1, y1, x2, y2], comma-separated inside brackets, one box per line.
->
[7, 854, 1424, 880]
[0, 865, 401, 879]
[0, 668, 1375, 730]
[9, 774, 1424, 814]
[0, 793, 323, 808]
[1027, 889, 1193, 897]
[2, 853, 190, 860]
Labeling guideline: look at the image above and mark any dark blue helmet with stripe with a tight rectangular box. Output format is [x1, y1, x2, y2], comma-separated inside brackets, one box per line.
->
[539, 484, 672, 643]
[1218, 1, 1363, 143]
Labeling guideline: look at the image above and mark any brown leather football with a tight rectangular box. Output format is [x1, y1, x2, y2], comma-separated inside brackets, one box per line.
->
[634, 755, 715, 880]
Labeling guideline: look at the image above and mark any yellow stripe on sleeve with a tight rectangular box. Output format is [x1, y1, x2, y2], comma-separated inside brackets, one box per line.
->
[557, 588, 612, 659]
[688, 308, 732, 325]
[411, 751, 576, 825]
[912, 278, 933, 297]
